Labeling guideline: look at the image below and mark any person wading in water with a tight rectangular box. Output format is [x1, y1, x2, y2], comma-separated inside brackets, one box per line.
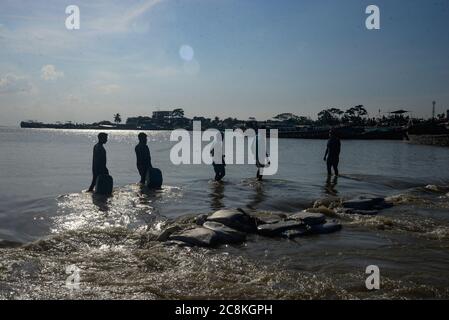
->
[323, 129, 341, 176]
[135, 132, 152, 184]
[88, 132, 109, 192]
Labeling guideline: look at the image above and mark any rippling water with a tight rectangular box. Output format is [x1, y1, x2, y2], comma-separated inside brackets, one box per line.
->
[1, 127, 449, 299]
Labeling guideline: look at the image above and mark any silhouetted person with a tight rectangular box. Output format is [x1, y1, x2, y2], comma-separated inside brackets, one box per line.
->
[324, 129, 341, 176]
[247, 122, 264, 181]
[135, 132, 152, 184]
[210, 132, 226, 182]
[211, 148, 226, 181]
[88, 132, 109, 192]
[251, 125, 269, 181]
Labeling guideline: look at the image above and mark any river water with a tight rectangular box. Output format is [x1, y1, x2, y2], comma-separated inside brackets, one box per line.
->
[0, 127, 448, 299]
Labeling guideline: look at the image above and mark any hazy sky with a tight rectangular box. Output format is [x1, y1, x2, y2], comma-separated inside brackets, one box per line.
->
[0, 0, 448, 125]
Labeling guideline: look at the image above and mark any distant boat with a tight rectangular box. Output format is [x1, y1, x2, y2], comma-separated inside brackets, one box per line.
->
[20, 121, 46, 128]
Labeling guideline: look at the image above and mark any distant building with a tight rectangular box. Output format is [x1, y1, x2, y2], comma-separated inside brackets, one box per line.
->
[126, 116, 151, 125]
[152, 111, 172, 121]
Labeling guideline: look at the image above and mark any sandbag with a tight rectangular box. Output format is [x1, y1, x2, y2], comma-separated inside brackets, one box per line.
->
[145, 167, 163, 189]
[207, 209, 258, 233]
[169, 227, 219, 247]
[257, 220, 305, 237]
[95, 174, 113, 195]
[202, 221, 247, 243]
[288, 211, 326, 226]
[342, 196, 392, 211]
[309, 221, 342, 235]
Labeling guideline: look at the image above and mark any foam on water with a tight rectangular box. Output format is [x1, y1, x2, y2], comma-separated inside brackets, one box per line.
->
[1, 224, 448, 299]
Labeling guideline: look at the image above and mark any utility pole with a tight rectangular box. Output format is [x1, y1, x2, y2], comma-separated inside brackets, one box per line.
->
[432, 101, 436, 120]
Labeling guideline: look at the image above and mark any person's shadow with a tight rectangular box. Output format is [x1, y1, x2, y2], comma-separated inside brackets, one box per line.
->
[209, 181, 225, 211]
[91, 193, 110, 212]
[246, 180, 266, 210]
[324, 175, 339, 196]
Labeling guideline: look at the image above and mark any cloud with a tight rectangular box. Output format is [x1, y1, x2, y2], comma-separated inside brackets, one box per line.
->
[41, 65, 64, 80]
[133, 62, 202, 79]
[0, 0, 166, 60]
[0, 74, 32, 94]
[89, 0, 165, 34]
[124, 0, 164, 25]
[0, 24, 85, 55]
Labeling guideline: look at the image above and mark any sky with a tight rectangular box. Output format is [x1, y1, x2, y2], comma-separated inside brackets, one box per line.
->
[0, 0, 448, 125]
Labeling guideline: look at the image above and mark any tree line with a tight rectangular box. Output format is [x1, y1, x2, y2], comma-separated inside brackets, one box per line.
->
[107, 104, 417, 129]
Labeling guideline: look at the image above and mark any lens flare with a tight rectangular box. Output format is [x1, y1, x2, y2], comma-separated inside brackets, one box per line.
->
[179, 45, 194, 61]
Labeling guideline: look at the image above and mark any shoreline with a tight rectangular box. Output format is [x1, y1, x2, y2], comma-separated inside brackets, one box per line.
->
[18, 123, 408, 140]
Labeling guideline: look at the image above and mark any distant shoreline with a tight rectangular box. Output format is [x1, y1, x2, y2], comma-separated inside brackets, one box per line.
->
[19, 121, 410, 140]
[20, 121, 161, 131]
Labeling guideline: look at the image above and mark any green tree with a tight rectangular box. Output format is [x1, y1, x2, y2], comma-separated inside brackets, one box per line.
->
[222, 117, 238, 129]
[211, 116, 221, 128]
[344, 105, 367, 124]
[172, 108, 185, 118]
[296, 116, 313, 125]
[273, 113, 313, 125]
[274, 113, 299, 121]
[193, 116, 212, 129]
[317, 108, 343, 125]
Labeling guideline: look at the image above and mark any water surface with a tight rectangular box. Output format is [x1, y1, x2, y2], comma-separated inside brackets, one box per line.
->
[0, 127, 448, 299]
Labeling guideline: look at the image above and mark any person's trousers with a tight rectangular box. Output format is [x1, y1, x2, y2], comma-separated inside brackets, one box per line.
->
[89, 174, 98, 191]
[137, 164, 149, 184]
[327, 158, 339, 175]
[213, 164, 225, 181]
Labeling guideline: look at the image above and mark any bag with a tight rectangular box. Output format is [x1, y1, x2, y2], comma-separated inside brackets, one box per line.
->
[95, 174, 113, 195]
[145, 167, 163, 189]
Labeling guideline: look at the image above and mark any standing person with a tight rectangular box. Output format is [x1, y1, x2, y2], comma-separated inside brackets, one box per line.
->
[250, 123, 269, 181]
[88, 132, 109, 192]
[323, 129, 341, 176]
[211, 148, 226, 181]
[210, 132, 226, 182]
[255, 130, 263, 181]
[135, 132, 152, 184]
